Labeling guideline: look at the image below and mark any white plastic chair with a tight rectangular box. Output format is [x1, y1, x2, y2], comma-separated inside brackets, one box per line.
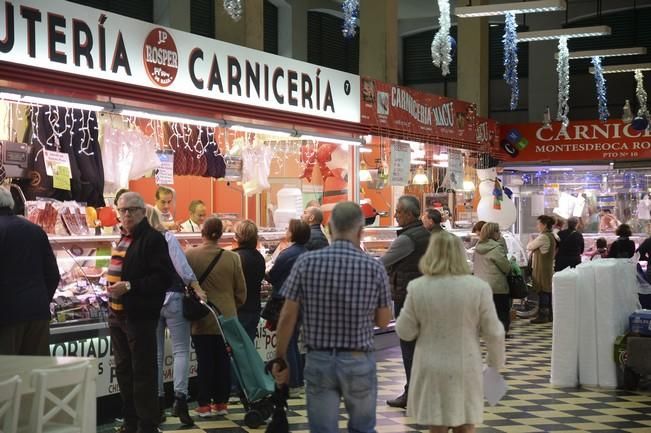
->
[24, 361, 92, 433]
[0, 375, 21, 433]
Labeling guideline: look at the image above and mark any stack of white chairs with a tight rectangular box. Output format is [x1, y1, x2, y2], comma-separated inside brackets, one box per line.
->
[21, 360, 92, 433]
[0, 375, 21, 433]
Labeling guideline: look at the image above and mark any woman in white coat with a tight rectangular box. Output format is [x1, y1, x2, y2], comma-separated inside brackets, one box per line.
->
[396, 231, 505, 433]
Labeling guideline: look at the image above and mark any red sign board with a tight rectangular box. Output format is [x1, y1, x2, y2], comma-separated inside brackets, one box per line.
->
[495, 120, 651, 162]
[361, 77, 489, 144]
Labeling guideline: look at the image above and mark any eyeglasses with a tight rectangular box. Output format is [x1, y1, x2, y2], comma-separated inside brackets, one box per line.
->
[117, 207, 144, 214]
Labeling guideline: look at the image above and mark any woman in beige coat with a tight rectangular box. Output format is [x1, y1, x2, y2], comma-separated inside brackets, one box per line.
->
[396, 231, 505, 433]
[473, 222, 512, 334]
[185, 217, 246, 417]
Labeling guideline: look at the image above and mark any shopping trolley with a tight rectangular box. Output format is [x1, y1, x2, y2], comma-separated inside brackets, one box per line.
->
[204, 302, 276, 428]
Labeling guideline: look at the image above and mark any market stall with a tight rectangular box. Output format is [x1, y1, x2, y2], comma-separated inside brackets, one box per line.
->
[0, 0, 366, 420]
[494, 119, 651, 256]
[355, 77, 524, 262]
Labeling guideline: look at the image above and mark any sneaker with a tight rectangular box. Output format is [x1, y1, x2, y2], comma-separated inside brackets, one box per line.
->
[211, 403, 228, 416]
[194, 405, 213, 418]
[289, 386, 304, 398]
[114, 425, 137, 433]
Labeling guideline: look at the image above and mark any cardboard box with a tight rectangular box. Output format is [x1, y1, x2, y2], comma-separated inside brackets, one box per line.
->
[629, 310, 651, 336]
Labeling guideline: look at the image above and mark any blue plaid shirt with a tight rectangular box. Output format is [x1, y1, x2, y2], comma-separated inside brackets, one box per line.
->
[280, 240, 391, 352]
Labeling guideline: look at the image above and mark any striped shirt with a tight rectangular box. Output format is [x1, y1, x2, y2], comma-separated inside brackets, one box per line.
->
[280, 240, 391, 352]
[106, 234, 133, 311]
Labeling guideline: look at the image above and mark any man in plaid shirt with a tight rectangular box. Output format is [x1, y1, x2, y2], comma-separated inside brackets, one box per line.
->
[272, 201, 391, 433]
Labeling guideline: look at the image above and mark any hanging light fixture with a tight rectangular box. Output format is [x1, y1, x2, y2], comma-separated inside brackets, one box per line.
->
[454, 0, 565, 18]
[542, 106, 553, 129]
[517, 25, 611, 42]
[412, 166, 429, 185]
[622, 100, 634, 123]
[359, 160, 373, 182]
[589, 62, 651, 74]
[566, 47, 647, 59]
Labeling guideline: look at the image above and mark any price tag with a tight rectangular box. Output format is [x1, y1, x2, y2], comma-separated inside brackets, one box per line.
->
[53, 165, 71, 191]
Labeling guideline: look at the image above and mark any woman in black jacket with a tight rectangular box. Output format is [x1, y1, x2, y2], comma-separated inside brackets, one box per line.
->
[555, 217, 585, 271]
[608, 224, 636, 258]
[233, 220, 266, 342]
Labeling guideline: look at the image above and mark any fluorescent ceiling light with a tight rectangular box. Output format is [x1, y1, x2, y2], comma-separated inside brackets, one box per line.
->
[462, 180, 476, 191]
[455, 0, 565, 18]
[300, 134, 362, 146]
[230, 124, 293, 137]
[412, 166, 429, 185]
[0, 91, 105, 111]
[432, 162, 449, 168]
[517, 25, 611, 42]
[562, 47, 647, 59]
[120, 109, 222, 127]
[589, 62, 651, 74]
[359, 146, 372, 153]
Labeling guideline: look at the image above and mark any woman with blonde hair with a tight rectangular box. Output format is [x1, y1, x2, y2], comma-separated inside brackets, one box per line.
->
[144, 205, 207, 426]
[473, 222, 512, 335]
[396, 231, 505, 433]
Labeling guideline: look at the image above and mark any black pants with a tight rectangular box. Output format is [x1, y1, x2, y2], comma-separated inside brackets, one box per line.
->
[192, 334, 231, 406]
[493, 294, 512, 333]
[110, 316, 159, 433]
[0, 319, 50, 355]
[394, 301, 415, 390]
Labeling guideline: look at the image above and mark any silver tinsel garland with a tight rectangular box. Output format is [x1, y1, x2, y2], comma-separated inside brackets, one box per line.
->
[591, 56, 609, 122]
[635, 69, 649, 118]
[556, 37, 570, 132]
[342, 0, 359, 38]
[431, 0, 452, 76]
[223, 0, 243, 22]
[503, 12, 519, 111]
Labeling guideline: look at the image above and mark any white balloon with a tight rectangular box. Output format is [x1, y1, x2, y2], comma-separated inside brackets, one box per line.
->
[477, 197, 517, 229]
[478, 180, 494, 197]
[328, 145, 349, 170]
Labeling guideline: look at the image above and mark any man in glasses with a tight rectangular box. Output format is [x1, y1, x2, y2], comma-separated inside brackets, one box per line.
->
[108, 192, 175, 433]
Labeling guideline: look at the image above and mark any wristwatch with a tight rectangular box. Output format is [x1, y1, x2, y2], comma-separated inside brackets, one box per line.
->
[124, 281, 131, 292]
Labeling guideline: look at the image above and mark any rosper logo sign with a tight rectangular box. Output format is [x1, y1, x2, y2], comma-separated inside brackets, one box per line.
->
[143, 28, 178, 87]
[0, 0, 360, 122]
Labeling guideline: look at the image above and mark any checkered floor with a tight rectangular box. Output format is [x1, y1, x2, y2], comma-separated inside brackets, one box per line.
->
[100, 319, 651, 433]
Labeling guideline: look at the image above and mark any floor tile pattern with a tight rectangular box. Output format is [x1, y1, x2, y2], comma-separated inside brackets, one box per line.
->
[100, 319, 651, 433]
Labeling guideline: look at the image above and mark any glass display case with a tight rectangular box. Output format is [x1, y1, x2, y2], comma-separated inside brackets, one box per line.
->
[48, 231, 287, 334]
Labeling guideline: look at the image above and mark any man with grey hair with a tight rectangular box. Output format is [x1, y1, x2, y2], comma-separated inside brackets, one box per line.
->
[302, 206, 329, 250]
[0, 186, 60, 355]
[108, 191, 174, 433]
[382, 194, 431, 409]
[272, 201, 391, 433]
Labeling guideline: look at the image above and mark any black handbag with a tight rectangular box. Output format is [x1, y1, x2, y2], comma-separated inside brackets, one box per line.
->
[260, 296, 285, 323]
[507, 272, 528, 299]
[183, 249, 224, 321]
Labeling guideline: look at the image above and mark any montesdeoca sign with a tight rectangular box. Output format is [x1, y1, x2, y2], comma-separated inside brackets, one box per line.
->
[0, 0, 360, 122]
[496, 120, 651, 162]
